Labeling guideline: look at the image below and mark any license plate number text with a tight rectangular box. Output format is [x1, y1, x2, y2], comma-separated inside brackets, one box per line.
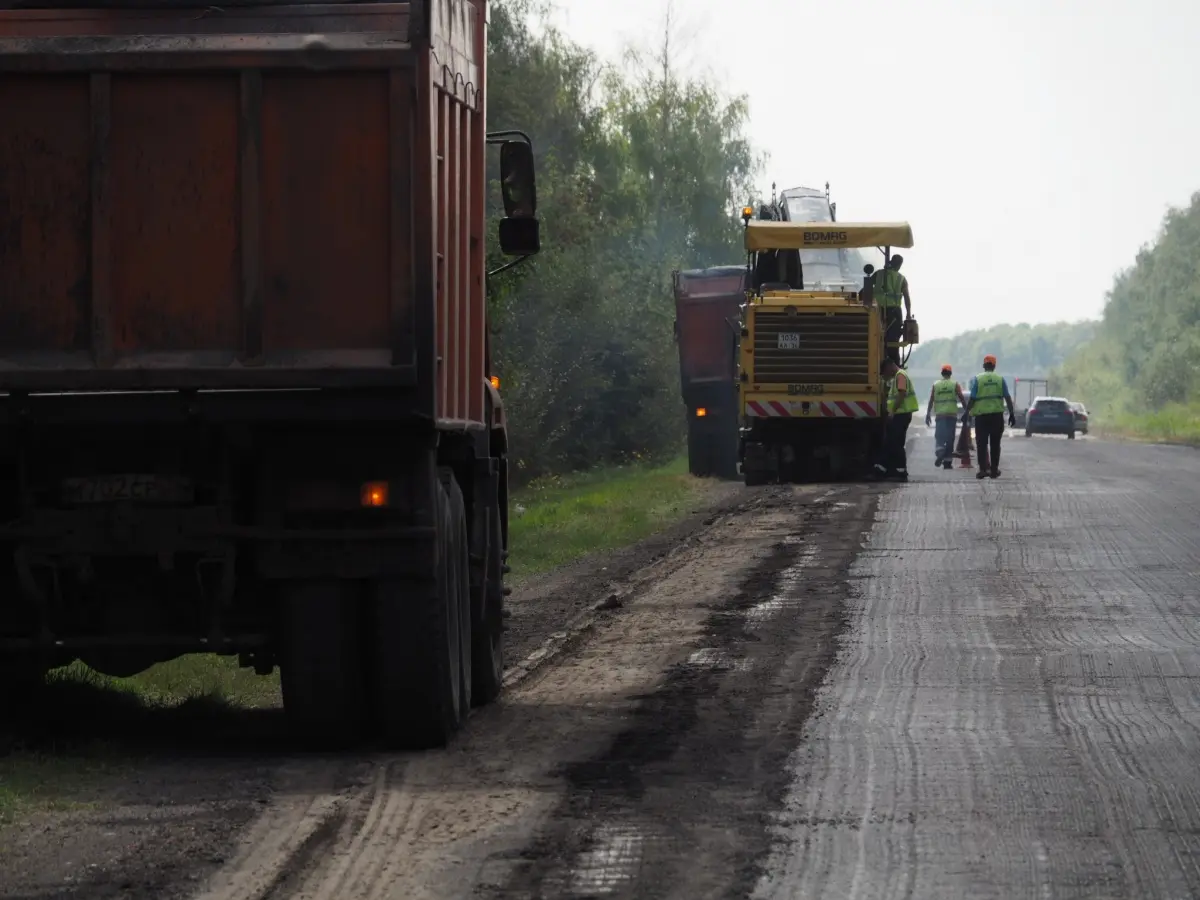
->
[61, 474, 195, 505]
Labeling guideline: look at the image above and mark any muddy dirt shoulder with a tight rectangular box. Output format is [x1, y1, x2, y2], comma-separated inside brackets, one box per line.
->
[504, 479, 749, 662]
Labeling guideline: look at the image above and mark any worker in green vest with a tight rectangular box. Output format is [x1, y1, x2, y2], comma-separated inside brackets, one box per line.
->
[966, 354, 1016, 479]
[873, 359, 918, 480]
[925, 364, 966, 470]
[873, 255, 911, 365]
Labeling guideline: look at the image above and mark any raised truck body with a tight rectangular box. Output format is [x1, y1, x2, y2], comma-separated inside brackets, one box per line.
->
[0, 0, 540, 748]
[672, 265, 746, 479]
[738, 220, 916, 484]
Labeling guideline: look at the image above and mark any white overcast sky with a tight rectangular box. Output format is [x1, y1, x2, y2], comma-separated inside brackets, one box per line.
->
[541, 0, 1199, 340]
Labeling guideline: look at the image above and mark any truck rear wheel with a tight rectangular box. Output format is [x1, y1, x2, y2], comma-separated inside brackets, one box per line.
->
[715, 420, 740, 481]
[471, 486, 505, 706]
[0, 656, 46, 720]
[447, 476, 473, 718]
[278, 580, 368, 747]
[687, 422, 713, 477]
[369, 475, 469, 749]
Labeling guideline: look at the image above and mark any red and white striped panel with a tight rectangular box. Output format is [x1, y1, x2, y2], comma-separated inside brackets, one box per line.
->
[745, 400, 879, 418]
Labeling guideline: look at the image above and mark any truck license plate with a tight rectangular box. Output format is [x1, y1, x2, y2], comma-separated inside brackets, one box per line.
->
[777, 332, 800, 349]
[61, 474, 194, 505]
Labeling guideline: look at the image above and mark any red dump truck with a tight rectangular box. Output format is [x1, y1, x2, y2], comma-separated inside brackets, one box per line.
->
[0, 0, 540, 749]
[672, 265, 746, 480]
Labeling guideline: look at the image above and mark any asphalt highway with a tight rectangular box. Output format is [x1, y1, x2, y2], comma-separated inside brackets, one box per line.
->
[755, 430, 1200, 899]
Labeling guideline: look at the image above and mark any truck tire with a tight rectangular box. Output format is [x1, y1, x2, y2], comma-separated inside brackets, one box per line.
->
[446, 476, 473, 718]
[472, 486, 505, 706]
[715, 421, 741, 481]
[1068, 430, 1076, 440]
[687, 423, 713, 477]
[369, 475, 468, 749]
[0, 657, 46, 720]
[278, 580, 368, 747]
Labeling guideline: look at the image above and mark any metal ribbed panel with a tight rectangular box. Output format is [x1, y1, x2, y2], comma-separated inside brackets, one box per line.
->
[752, 310, 870, 384]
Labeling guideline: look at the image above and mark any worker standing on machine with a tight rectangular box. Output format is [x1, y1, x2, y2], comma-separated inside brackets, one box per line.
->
[873, 255, 911, 365]
[925, 364, 966, 469]
[966, 354, 1016, 479]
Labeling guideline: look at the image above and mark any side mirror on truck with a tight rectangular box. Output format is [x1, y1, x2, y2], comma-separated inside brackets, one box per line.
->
[498, 140, 540, 257]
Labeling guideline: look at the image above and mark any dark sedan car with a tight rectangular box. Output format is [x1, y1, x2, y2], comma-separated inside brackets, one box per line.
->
[1069, 401, 1089, 435]
[1025, 396, 1076, 438]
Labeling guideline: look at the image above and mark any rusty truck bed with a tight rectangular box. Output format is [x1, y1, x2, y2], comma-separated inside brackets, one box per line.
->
[674, 265, 746, 387]
[0, 0, 487, 424]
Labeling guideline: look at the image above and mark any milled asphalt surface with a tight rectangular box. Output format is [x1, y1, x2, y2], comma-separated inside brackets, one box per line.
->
[756, 430, 1200, 899]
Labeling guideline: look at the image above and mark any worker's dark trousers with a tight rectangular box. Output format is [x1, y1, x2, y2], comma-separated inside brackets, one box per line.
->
[974, 412, 1005, 470]
[882, 306, 903, 364]
[934, 416, 957, 464]
[877, 412, 912, 474]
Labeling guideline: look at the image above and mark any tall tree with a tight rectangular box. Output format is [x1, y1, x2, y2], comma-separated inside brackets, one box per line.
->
[1056, 192, 1200, 415]
[483, 1, 761, 481]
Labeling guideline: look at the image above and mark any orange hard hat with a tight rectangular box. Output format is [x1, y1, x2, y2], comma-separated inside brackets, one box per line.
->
[983, 354, 997, 365]
[941, 364, 953, 374]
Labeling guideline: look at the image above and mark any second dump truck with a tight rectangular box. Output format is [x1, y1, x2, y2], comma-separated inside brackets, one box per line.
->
[672, 266, 746, 479]
[738, 219, 917, 483]
[0, 0, 539, 749]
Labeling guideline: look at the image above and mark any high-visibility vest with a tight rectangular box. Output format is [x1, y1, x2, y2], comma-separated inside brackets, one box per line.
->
[933, 378, 958, 416]
[889, 369, 920, 414]
[873, 268, 905, 309]
[973, 371, 1006, 415]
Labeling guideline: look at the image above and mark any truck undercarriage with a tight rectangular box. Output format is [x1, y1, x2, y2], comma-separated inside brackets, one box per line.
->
[0, 387, 509, 749]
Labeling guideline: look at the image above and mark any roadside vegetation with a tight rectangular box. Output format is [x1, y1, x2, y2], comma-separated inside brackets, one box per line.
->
[507, 456, 706, 580]
[485, 0, 760, 483]
[907, 321, 1097, 381]
[1055, 192, 1200, 443]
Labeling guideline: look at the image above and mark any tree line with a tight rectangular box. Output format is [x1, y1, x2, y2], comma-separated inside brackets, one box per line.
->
[1054, 192, 1200, 420]
[484, 1, 759, 483]
[907, 321, 1097, 383]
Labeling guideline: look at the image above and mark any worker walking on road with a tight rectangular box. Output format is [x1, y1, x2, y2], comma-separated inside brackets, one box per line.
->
[925, 364, 966, 470]
[874, 359, 918, 481]
[966, 354, 1016, 480]
[873, 255, 911, 365]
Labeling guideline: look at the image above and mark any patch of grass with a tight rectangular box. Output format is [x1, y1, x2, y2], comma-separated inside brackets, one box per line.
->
[109, 654, 280, 709]
[1095, 402, 1200, 445]
[507, 455, 709, 581]
[0, 748, 121, 825]
[0, 661, 283, 824]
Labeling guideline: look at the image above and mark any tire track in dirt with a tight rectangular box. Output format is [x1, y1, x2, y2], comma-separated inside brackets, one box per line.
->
[479, 485, 884, 899]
